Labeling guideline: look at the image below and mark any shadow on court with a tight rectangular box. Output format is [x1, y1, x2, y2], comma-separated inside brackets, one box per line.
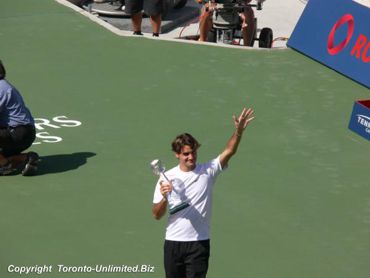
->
[36, 152, 96, 175]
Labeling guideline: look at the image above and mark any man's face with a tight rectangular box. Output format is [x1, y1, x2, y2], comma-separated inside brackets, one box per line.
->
[176, 145, 197, 172]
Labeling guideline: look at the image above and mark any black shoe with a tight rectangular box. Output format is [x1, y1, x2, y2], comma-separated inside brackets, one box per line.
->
[133, 31, 143, 36]
[22, 152, 40, 176]
[0, 161, 17, 176]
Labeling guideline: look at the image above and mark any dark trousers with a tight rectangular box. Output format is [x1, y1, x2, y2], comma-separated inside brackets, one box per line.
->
[0, 125, 36, 156]
[164, 240, 210, 278]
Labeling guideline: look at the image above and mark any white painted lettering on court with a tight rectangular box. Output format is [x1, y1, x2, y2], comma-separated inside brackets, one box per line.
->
[33, 115, 82, 145]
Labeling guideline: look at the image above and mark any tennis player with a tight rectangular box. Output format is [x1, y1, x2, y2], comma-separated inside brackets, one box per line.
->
[152, 107, 254, 278]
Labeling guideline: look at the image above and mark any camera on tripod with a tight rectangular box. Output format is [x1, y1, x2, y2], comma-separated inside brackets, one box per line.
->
[202, 0, 272, 47]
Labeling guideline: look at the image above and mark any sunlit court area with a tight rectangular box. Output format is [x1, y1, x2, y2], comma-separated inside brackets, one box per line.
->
[0, 0, 369, 277]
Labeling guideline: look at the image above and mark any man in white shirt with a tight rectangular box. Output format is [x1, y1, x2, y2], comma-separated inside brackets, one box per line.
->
[152, 107, 254, 278]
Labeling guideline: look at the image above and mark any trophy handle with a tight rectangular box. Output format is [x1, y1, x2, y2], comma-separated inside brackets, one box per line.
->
[160, 172, 171, 184]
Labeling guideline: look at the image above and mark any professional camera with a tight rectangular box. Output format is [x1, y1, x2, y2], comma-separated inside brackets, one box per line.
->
[203, 0, 272, 47]
[210, 0, 265, 29]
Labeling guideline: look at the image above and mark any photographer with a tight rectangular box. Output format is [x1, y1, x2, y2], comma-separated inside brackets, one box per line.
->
[0, 60, 39, 176]
[198, 0, 255, 46]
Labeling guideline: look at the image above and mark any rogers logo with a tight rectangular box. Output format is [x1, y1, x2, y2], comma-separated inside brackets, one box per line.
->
[327, 14, 370, 62]
[327, 14, 354, 55]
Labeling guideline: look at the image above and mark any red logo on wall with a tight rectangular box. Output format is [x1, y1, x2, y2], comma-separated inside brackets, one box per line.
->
[327, 14, 370, 62]
[327, 14, 355, 55]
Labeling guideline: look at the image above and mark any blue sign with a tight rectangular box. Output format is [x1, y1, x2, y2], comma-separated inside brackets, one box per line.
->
[287, 0, 370, 89]
[348, 100, 370, 141]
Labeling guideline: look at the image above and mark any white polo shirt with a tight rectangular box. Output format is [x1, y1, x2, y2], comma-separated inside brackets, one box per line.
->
[153, 156, 225, 241]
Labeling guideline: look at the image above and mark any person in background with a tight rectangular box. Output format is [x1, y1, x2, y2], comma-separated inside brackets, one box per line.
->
[0, 60, 39, 176]
[125, 0, 163, 37]
[198, 0, 255, 46]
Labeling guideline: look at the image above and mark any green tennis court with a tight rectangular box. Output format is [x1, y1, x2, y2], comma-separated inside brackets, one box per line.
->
[0, 0, 369, 277]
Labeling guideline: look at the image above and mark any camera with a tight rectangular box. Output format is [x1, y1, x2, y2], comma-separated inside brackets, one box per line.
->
[202, 0, 272, 47]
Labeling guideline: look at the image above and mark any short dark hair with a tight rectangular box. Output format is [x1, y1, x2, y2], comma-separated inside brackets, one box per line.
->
[0, 60, 5, 80]
[171, 133, 201, 154]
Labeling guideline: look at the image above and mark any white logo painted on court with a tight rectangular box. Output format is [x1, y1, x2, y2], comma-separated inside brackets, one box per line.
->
[33, 116, 82, 145]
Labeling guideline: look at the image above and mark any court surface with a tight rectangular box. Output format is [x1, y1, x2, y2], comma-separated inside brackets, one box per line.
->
[0, 1, 369, 277]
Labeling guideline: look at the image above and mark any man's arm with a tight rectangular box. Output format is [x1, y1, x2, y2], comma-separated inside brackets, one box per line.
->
[152, 182, 172, 220]
[152, 198, 168, 220]
[219, 107, 254, 169]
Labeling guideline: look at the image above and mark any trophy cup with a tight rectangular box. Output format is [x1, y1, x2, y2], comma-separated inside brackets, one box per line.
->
[150, 159, 190, 215]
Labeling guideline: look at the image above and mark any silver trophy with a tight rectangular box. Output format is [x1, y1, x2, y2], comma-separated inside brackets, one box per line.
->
[150, 159, 190, 215]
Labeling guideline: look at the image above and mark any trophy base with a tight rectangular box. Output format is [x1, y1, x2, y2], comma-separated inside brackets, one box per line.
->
[169, 202, 190, 215]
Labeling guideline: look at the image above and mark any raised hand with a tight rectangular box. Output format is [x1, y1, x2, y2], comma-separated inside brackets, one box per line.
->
[233, 107, 255, 135]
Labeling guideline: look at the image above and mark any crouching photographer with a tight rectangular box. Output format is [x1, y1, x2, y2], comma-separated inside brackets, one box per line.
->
[0, 60, 39, 176]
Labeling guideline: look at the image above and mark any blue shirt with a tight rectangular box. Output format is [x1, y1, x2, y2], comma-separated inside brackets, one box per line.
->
[0, 79, 34, 127]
